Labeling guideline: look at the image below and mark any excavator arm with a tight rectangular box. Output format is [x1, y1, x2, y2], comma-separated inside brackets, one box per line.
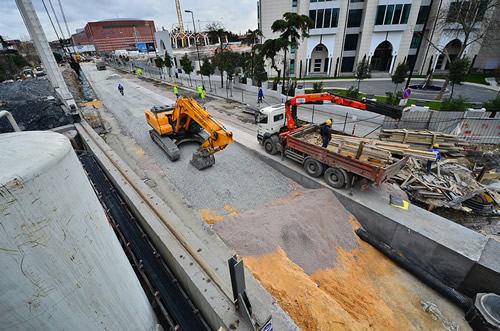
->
[285, 92, 402, 130]
[172, 98, 234, 156]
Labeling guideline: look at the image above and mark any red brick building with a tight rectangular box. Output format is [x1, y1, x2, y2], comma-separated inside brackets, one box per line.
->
[71, 29, 90, 46]
[84, 19, 156, 53]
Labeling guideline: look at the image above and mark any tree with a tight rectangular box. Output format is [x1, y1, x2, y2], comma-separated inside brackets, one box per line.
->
[355, 55, 371, 91]
[164, 51, 173, 76]
[271, 12, 314, 94]
[419, 0, 500, 100]
[221, 51, 242, 95]
[200, 57, 215, 88]
[180, 54, 194, 84]
[258, 38, 288, 90]
[391, 63, 409, 94]
[154, 56, 164, 68]
[448, 57, 471, 98]
[243, 29, 263, 79]
[252, 54, 268, 86]
[483, 95, 500, 112]
[440, 96, 469, 111]
[207, 22, 228, 87]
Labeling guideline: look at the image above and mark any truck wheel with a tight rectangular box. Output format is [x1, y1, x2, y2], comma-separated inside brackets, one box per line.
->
[324, 167, 345, 189]
[303, 158, 324, 178]
[264, 139, 277, 155]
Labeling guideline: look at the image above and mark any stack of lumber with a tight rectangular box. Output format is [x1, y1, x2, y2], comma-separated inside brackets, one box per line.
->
[378, 129, 465, 154]
[302, 128, 437, 167]
[391, 157, 499, 211]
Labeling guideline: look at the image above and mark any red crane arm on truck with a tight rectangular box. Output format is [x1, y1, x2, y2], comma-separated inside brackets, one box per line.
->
[285, 92, 402, 130]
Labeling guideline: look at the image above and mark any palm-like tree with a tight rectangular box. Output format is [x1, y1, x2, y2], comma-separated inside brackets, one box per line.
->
[271, 12, 314, 94]
[257, 38, 289, 90]
[243, 29, 263, 79]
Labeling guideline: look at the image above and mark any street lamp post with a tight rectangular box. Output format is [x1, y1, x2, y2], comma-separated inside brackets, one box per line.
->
[185, 10, 204, 88]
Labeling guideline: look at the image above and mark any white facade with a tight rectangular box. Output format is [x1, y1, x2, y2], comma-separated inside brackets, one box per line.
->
[259, 0, 499, 77]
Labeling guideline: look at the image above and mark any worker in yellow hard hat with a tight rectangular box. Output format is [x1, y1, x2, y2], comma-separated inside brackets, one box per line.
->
[321, 119, 333, 148]
[427, 144, 441, 174]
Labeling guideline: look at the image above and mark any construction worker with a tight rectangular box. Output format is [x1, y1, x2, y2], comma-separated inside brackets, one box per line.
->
[201, 89, 206, 105]
[197, 84, 203, 98]
[320, 119, 333, 148]
[427, 144, 441, 174]
[137, 68, 142, 75]
[174, 85, 179, 98]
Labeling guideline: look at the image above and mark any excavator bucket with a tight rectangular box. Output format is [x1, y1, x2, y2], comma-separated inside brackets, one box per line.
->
[191, 151, 215, 170]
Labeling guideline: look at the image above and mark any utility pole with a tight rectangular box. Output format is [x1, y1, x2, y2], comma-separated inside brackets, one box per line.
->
[15, 0, 76, 110]
[185, 10, 204, 88]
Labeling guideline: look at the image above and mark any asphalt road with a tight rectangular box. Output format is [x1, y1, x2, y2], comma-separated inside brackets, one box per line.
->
[81, 64, 295, 217]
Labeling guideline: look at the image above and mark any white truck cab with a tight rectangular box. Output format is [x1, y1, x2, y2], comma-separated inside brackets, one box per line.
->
[257, 104, 287, 154]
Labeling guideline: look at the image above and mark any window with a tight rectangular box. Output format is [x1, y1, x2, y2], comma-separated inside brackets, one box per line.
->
[410, 33, 421, 48]
[376, 4, 411, 25]
[331, 8, 339, 27]
[324, 58, 329, 72]
[385, 5, 394, 25]
[351, 0, 364, 2]
[274, 114, 284, 122]
[259, 115, 268, 124]
[317, 9, 324, 28]
[309, 10, 316, 25]
[407, 55, 416, 69]
[341, 57, 355, 72]
[292, 0, 297, 7]
[416, 6, 430, 24]
[375, 5, 386, 25]
[401, 4, 411, 24]
[392, 4, 403, 24]
[290, 59, 295, 74]
[291, 45, 296, 53]
[347, 9, 363, 27]
[324, 8, 332, 28]
[315, 45, 323, 51]
[344, 34, 358, 51]
[314, 59, 322, 72]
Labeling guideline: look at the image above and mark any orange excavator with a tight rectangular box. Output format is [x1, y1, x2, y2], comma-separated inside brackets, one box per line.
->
[145, 97, 234, 169]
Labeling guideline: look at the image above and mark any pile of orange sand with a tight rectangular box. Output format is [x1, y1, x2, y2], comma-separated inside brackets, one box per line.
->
[211, 189, 467, 330]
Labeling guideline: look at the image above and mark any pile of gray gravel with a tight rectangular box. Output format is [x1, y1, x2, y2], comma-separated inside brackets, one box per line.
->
[213, 188, 359, 275]
[0, 79, 70, 133]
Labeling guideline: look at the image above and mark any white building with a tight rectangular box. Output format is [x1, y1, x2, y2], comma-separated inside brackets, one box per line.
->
[258, 0, 500, 77]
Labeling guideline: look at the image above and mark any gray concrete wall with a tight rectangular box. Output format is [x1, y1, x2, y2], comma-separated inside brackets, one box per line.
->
[242, 142, 500, 297]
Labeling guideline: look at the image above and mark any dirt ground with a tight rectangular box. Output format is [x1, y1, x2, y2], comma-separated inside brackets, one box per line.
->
[212, 188, 470, 331]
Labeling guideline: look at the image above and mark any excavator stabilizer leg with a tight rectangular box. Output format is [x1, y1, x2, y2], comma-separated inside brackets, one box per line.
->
[190, 151, 215, 170]
[149, 130, 180, 161]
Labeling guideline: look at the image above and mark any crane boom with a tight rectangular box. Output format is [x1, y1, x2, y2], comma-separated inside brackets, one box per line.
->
[285, 92, 402, 131]
[174, 0, 186, 47]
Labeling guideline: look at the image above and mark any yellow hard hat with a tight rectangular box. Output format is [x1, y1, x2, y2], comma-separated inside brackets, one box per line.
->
[326, 120, 332, 125]
[433, 144, 439, 148]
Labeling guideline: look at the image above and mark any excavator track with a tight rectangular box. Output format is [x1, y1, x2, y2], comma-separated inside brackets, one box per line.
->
[149, 130, 180, 161]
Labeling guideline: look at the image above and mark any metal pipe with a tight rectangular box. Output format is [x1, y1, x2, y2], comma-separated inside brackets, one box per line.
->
[0, 111, 21, 132]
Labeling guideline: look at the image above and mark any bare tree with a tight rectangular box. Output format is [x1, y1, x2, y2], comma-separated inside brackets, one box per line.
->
[418, 0, 500, 100]
[206, 22, 229, 88]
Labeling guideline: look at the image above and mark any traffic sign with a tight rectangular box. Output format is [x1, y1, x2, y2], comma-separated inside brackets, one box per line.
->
[403, 88, 412, 99]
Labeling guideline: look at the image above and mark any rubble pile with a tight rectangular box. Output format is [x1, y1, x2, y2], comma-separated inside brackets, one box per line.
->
[0, 79, 70, 133]
[379, 129, 466, 155]
[393, 157, 500, 214]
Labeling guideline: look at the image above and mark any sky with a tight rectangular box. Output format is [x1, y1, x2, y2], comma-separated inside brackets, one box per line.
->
[1, 0, 258, 41]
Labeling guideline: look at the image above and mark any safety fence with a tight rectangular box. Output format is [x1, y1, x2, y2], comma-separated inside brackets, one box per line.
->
[382, 111, 500, 144]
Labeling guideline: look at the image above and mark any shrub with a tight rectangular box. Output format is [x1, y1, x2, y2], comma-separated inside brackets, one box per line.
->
[385, 91, 403, 106]
[346, 86, 359, 99]
[440, 97, 469, 111]
[312, 81, 323, 93]
[483, 96, 500, 112]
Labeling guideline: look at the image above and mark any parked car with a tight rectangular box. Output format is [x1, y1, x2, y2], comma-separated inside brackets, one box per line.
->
[96, 61, 106, 70]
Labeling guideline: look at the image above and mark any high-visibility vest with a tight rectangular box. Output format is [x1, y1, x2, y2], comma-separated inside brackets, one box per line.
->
[174, 86, 178, 94]
[198, 86, 202, 93]
[201, 91, 206, 99]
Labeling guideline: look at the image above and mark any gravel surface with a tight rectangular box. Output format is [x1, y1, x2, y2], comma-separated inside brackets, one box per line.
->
[213, 188, 359, 275]
[82, 64, 295, 215]
[0, 79, 69, 133]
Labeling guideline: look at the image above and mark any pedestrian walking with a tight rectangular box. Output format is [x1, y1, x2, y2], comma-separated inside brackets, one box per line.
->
[118, 83, 124, 96]
[427, 144, 441, 174]
[197, 84, 203, 98]
[174, 85, 179, 98]
[320, 119, 333, 148]
[258, 87, 264, 104]
[201, 89, 206, 105]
